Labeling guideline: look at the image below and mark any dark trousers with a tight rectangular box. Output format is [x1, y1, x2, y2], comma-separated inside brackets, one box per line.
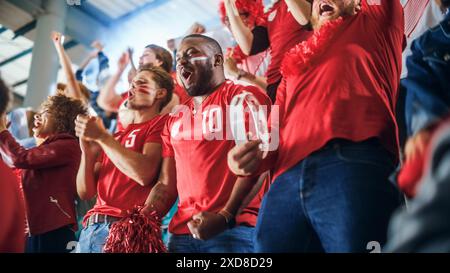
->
[25, 225, 76, 253]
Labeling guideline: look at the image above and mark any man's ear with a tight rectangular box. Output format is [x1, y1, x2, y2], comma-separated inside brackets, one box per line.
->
[156, 88, 167, 100]
[214, 54, 224, 67]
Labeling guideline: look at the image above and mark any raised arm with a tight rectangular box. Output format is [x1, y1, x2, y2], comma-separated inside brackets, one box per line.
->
[97, 52, 129, 112]
[224, 0, 254, 55]
[51, 31, 85, 103]
[284, 0, 312, 26]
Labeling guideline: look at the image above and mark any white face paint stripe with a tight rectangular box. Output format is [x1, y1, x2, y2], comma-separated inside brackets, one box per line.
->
[190, 56, 209, 62]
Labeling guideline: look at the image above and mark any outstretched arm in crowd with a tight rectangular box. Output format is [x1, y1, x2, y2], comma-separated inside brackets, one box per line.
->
[141, 157, 178, 218]
[97, 52, 130, 113]
[76, 41, 103, 76]
[284, 0, 312, 26]
[51, 31, 86, 103]
[75, 115, 162, 187]
[224, 0, 255, 55]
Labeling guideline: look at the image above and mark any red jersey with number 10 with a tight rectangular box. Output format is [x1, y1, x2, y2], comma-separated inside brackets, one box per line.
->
[162, 80, 271, 235]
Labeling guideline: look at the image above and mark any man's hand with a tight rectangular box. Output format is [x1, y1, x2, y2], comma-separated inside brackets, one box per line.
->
[187, 212, 228, 240]
[117, 51, 130, 72]
[0, 114, 8, 132]
[224, 57, 239, 78]
[186, 22, 206, 35]
[227, 140, 264, 176]
[404, 129, 433, 162]
[75, 115, 108, 142]
[51, 31, 63, 46]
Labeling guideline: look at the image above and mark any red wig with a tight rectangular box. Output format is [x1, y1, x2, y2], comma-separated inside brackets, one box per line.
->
[219, 0, 267, 27]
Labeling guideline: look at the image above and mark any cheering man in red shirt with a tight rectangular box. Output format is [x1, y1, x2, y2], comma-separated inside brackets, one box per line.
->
[74, 65, 173, 253]
[142, 34, 271, 253]
[228, 0, 405, 252]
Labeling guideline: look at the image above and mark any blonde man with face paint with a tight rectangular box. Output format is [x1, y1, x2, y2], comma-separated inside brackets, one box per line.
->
[75, 65, 173, 253]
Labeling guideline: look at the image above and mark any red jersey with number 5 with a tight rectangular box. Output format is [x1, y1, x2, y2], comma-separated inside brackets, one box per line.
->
[83, 114, 168, 224]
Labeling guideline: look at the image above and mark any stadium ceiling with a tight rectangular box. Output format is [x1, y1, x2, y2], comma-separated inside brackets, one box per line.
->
[0, 0, 221, 100]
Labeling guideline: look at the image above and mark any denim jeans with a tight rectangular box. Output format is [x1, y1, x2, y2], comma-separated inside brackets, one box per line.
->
[75, 223, 110, 253]
[255, 139, 403, 253]
[168, 226, 254, 253]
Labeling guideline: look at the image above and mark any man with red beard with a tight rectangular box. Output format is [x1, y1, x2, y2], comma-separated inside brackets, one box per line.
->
[228, 0, 405, 252]
[142, 34, 271, 253]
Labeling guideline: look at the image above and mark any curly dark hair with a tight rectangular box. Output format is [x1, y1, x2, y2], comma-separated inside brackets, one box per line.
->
[0, 77, 11, 115]
[40, 94, 88, 136]
[138, 64, 174, 111]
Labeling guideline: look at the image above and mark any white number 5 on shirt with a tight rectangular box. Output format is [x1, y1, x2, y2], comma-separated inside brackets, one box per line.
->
[125, 129, 141, 148]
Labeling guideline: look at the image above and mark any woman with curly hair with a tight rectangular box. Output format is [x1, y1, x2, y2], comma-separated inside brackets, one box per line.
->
[0, 94, 88, 253]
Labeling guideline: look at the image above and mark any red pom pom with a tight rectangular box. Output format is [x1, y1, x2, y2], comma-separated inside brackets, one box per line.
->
[103, 206, 167, 253]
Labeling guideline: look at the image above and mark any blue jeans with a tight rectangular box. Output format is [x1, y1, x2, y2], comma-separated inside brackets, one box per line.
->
[255, 139, 403, 253]
[75, 223, 110, 253]
[168, 226, 254, 253]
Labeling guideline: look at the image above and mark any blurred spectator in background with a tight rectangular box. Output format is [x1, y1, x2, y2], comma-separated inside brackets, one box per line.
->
[397, 0, 450, 198]
[219, 0, 270, 92]
[386, 120, 450, 252]
[223, 0, 312, 102]
[0, 77, 26, 253]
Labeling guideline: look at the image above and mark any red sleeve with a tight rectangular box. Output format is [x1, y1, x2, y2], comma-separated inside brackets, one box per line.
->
[364, 0, 404, 30]
[0, 162, 25, 253]
[0, 131, 79, 169]
[161, 118, 175, 158]
[144, 115, 168, 145]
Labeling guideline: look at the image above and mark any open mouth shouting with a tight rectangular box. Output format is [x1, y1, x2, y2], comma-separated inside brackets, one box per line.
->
[179, 66, 195, 87]
[319, 2, 335, 17]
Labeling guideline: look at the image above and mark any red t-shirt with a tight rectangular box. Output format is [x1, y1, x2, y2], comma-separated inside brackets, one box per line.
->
[252, 1, 312, 85]
[161, 80, 271, 235]
[84, 115, 168, 223]
[271, 0, 405, 180]
[0, 161, 25, 252]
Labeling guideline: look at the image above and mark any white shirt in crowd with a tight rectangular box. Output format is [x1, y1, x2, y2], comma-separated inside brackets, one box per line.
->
[401, 0, 445, 78]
